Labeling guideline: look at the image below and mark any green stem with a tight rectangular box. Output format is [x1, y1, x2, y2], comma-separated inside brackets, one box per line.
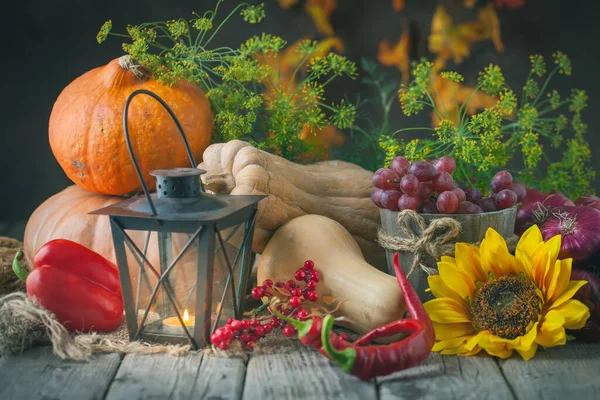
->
[389, 127, 435, 137]
[12, 250, 29, 282]
[533, 67, 559, 106]
[321, 315, 356, 373]
[458, 83, 484, 127]
[520, 70, 533, 107]
[538, 100, 570, 116]
[204, 2, 249, 47]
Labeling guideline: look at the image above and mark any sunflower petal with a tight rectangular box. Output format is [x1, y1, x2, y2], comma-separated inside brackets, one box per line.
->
[531, 242, 550, 290]
[544, 259, 563, 303]
[438, 261, 474, 299]
[543, 234, 562, 268]
[428, 275, 464, 304]
[432, 336, 469, 352]
[440, 255, 457, 266]
[515, 322, 539, 351]
[454, 242, 486, 282]
[517, 248, 535, 281]
[516, 224, 544, 259]
[483, 343, 513, 359]
[550, 258, 572, 303]
[432, 321, 476, 340]
[480, 228, 519, 276]
[464, 330, 490, 351]
[551, 280, 588, 309]
[424, 298, 472, 323]
[535, 325, 566, 348]
[553, 299, 590, 330]
[542, 310, 566, 331]
[456, 346, 482, 356]
[515, 342, 538, 360]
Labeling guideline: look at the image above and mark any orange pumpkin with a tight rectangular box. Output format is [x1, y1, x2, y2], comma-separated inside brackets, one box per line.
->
[49, 55, 214, 196]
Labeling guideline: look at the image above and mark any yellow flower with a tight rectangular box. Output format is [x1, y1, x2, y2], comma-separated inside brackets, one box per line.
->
[424, 224, 590, 360]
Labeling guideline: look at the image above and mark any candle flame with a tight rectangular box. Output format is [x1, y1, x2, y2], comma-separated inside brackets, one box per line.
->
[183, 309, 190, 324]
[215, 302, 222, 313]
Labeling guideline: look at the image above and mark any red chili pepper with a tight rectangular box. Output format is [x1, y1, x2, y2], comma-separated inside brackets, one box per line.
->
[13, 239, 124, 333]
[320, 252, 435, 380]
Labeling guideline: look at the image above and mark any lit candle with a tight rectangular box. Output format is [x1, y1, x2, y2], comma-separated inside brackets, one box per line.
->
[163, 308, 194, 328]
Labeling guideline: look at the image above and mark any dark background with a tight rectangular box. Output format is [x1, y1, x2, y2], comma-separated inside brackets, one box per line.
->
[1, 0, 599, 222]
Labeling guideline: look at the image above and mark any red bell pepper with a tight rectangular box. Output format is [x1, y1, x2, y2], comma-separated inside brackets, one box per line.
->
[13, 239, 124, 333]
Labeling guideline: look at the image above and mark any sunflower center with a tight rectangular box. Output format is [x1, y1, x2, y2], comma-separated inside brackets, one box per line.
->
[471, 274, 541, 339]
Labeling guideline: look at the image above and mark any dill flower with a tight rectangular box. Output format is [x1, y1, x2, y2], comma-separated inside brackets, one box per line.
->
[529, 54, 546, 77]
[478, 64, 505, 95]
[240, 4, 265, 24]
[96, 20, 112, 44]
[440, 71, 464, 82]
[553, 51, 572, 75]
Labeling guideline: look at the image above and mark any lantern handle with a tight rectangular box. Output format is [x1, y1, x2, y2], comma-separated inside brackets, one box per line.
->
[123, 89, 201, 216]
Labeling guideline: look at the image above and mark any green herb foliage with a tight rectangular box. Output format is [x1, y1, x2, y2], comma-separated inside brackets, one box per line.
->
[377, 52, 594, 198]
[97, 1, 357, 163]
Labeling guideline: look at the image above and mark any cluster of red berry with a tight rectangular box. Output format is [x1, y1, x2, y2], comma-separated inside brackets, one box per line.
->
[210, 260, 321, 350]
[210, 316, 275, 350]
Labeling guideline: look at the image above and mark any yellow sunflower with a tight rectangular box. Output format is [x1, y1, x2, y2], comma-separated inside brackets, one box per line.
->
[423, 224, 590, 360]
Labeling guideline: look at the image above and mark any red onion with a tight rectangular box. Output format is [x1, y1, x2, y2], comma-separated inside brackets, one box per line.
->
[541, 206, 600, 264]
[544, 192, 575, 208]
[568, 268, 600, 342]
[515, 201, 552, 235]
[515, 189, 575, 235]
[575, 194, 600, 207]
[523, 188, 548, 204]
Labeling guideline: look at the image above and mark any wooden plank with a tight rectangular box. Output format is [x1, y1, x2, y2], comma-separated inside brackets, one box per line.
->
[0, 346, 122, 400]
[378, 352, 514, 400]
[106, 352, 205, 400]
[243, 345, 377, 400]
[193, 355, 246, 400]
[498, 342, 600, 399]
[4, 220, 26, 241]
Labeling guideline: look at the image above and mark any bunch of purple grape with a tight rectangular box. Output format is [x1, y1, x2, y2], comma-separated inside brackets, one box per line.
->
[371, 156, 524, 214]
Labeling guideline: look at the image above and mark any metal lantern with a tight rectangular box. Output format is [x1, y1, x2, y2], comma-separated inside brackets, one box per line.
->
[90, 89, 265, 349]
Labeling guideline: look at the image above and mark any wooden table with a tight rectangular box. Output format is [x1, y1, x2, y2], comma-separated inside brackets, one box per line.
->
[3, 222, 600, 399]
[1, 341, 600, 399]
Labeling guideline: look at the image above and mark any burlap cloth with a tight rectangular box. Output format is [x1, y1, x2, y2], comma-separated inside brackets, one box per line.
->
[0, 239, 307, 361]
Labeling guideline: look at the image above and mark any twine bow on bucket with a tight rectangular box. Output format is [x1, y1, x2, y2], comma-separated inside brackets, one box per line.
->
[377, 210, 462, 278]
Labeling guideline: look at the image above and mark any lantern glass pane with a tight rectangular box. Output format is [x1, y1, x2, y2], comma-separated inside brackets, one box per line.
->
[211, 224, 246, 329]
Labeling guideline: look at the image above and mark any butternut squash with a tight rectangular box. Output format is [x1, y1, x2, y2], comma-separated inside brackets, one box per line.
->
[256, 214, 405, 335]
[199, 140, 385, 267]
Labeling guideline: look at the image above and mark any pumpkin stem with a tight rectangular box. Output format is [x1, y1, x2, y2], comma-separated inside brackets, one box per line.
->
[118, 55, 149, 81]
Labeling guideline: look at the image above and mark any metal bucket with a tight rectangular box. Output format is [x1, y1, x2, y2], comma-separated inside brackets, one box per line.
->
[379, 207, 517, 301]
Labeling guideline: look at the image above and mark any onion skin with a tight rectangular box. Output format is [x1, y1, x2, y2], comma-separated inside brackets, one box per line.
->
[515, 189, 575, 235]
[575, 194, 600, 207]
[568, 268, 600, 342]
[583, 200, 600, 212]
[515, 201, 545, 235]
[523, 188, 548, 204]
[541, 206, 600, 265]
[544, 192, 575, 208]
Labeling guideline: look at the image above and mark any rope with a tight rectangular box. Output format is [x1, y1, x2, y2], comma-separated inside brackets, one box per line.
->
[377, 210, 519, 278]
[0, 292, 190, 360]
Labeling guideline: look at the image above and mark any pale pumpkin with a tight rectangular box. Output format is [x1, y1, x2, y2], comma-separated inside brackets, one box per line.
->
[257, 214, 405, 335]
[23, 185, 234, 309]
[199, 140, 385, 267]
[49, 55, 214, 196]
